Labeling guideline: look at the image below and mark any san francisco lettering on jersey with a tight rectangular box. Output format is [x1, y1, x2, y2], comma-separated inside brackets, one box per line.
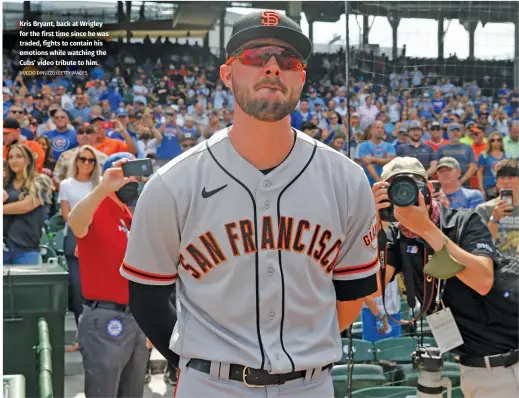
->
[179, 216, 343, 279]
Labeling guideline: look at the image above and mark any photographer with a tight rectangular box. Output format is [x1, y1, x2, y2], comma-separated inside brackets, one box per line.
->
[372, 157, 518, 397]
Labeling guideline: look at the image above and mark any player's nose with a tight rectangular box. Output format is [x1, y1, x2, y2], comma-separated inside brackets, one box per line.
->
[263, 56, 281, 77]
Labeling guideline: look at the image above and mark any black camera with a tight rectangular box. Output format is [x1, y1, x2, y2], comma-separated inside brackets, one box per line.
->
[379, 175, 431, 222]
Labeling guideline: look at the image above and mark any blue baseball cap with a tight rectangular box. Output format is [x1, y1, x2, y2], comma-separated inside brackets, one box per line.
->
[448, 123, 462, 132]
[116, 108, 129, 117]
[102, 152, 135, 173]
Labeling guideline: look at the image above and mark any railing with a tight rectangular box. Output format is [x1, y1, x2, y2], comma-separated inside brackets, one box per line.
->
[36, 317, 53, 398]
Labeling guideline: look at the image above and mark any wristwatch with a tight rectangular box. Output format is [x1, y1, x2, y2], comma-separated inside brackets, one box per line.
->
[490, 216, 500, 225]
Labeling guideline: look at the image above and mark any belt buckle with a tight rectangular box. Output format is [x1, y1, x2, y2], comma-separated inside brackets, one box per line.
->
[242, 367, 265, 388]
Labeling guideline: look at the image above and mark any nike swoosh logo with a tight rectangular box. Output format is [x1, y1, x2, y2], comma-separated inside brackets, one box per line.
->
[201, 184, 228, 198]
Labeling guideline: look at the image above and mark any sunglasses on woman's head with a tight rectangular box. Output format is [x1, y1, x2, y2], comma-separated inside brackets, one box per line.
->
[225, 45, 305, 72]
[78, 156, 96, 164]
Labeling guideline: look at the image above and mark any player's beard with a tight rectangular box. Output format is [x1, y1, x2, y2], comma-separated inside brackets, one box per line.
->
[232, 75, 300, 122]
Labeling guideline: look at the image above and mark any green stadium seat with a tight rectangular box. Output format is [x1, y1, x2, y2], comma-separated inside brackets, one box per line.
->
[351, 386, 417, 397]
[419, 337, 437, 348]
[399, 361, 460, 388]
[331, 364, 387, 397]
[351, 321, 363, 339]
[50, 229, 65, 254]
[39, 245, 57, 264]
[48, 214, 65, 233]
[339, 339, 375, 364]
[374, 337, 417, 364]
[40, 228, 50, 246]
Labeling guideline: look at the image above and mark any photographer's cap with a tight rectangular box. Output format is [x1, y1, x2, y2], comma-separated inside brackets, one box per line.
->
[381, 157, 428, 181]
[226, 10, 312, 61]
[437, 157, 461, 170]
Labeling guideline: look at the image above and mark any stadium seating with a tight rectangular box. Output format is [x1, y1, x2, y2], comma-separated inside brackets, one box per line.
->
[351, 386, 417, 397]
[39, 245, 58, 264]
[339, 338, 375, 364]
[351, 322, 363, 339]
[331, 364, 387, 397]
[48, 214, 65, 233]
[50, 230, 65, 255]
[374, 337, 417, 363]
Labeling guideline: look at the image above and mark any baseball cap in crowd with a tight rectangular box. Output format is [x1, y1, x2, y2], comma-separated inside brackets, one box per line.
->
[3, 87, 12, 95]
[181, 133, 196, 142]
[351, 112, 360, 118]
[381, 157, 428, 181]
[408, 120, 422, 130]
[448, 123, 461, 132]
[102, 152, 135, 173]
[90, 116, 106, 124]
[116, 109, 129, 117]
[4, 117, 20, 132]
[184, 115, 195, 122]
[437, 157, 460, 170]
[397, 125, 408, 134]
[225, 10, 312, 61]
[430, 121, 441, 129]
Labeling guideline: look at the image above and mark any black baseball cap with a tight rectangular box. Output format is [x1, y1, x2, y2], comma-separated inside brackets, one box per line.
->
[226, 10, 312, 61]
[4, 117, 20, 132]
[90, 116, 106, 124]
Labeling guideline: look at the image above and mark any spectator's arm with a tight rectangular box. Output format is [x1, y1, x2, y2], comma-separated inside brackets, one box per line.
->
[68, 184, 111, 239]
[3, 196, 43, 215]
[460, 162, 477, 185]
[60, 200, 71, 223]
[152, 126, 163, 144]
[477, 167, 485, 194]
[114, 120, 137, 155]
[362, 159, 382, 182]
[427, 160, 438, 177]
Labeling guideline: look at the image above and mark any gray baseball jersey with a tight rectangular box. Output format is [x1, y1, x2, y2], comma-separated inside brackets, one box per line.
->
[121, 128, 379, 374]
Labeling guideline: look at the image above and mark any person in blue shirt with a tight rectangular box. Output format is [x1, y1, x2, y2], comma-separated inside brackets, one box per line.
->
[437, 157, 485, 210]
[437, 123, 477, 187]
[290, 99, 313, 130]
[98, 83, 123, 113]
[477, 131, 508, 199]
[396, 120, 438, 177]
[392, 124, 409, 151]
[357, 120, 396, 185]
[155, 109, 183, 167]
[107, 109, 142, 158]
[43, 109, 78, 160]
[308, 88, 325, 111]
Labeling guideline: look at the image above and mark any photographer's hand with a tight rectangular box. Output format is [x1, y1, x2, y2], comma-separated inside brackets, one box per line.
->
[372, 182, 391, 230]
[394, 192, 434, 235]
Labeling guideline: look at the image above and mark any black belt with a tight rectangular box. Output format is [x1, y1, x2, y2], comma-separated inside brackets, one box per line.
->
[460, 349, 518, 368]
[187, 358, 332, 387]
[84, 299, 130, 312]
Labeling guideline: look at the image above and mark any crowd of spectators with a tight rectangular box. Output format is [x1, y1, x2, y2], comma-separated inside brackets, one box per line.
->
[3, 39, 519, 268]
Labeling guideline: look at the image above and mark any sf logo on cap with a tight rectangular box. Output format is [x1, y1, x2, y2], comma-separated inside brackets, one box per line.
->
[261, 11, 280, 26]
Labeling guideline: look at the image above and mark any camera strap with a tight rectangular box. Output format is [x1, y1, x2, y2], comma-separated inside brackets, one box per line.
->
[379, 237, 437, 325]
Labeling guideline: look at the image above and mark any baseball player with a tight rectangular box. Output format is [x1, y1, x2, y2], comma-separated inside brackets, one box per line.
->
[121, 11, 379, 397]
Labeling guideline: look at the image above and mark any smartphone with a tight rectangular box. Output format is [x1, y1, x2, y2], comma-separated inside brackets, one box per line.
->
[501, 189, 514, 212]
[431, 180, 441, 194]
[122, 159, 153, 177]
[101, 121, 115, 129]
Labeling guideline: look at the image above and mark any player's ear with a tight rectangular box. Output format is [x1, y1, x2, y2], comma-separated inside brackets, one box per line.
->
[220, 64, 233, 90]
[300, 69, 306, 86]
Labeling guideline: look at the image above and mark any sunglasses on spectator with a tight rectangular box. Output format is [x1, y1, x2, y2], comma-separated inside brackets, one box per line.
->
[54, 115, 66, 119]
[490, 138, 503, 142]
[77, 129, 94, 135]
[165, 112, 175, 116]
[431, 126, 441, 130]
[78, 156, 96, 164]
[181, 143, 197, 150]
[226, 45, 306, 72]
[11, 110, 23, 114]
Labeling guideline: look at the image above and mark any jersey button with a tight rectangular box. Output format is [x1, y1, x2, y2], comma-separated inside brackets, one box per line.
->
[267, 268, 274, 276]
[263, 181, 271, 188]
[268, 312, 275, 320]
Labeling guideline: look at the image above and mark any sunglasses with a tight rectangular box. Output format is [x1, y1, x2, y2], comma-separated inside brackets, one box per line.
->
[226, 45, 305, 72]
[431, 126, 441, 130]
[77, 129, 94, 135]
[54, 116, 66, 119]
[490, 138, 503, 142]
[181, 143, 196, 149]
[11, 110, 23, 114]
[78, 156, 96, 164]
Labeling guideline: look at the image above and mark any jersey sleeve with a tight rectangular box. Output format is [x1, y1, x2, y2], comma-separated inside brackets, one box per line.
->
[333, 170, 380, 282]
[120, 173, 180, 285]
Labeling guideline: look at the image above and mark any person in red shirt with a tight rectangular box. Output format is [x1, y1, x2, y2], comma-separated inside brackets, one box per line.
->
[67, 152, 148, 398]
[424, 120, 449, 152]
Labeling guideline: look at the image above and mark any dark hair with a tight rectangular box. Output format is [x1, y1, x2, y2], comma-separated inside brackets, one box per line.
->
[496, 159, 519, 178]
[301, 122, 317, 131]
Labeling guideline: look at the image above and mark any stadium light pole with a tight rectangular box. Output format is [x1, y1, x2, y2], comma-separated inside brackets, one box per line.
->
[345, 0, 352, 160]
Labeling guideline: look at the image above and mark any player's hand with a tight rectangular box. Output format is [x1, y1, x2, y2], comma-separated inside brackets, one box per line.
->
[394, 192, 432, 236]
[492, 200, 513, 221]
[99, 159, 136, 193]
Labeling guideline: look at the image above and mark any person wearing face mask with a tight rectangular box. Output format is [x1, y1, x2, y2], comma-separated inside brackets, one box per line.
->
[67, 152, 148, 398]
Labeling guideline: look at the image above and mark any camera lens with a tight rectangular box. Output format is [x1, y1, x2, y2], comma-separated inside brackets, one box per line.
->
[389, 178, 418, 207]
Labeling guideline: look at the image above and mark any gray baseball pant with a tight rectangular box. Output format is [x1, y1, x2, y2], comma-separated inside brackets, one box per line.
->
[77, 304, 149, 398]
[460, 362, 519, 397]
[173, 357, 334, 398]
